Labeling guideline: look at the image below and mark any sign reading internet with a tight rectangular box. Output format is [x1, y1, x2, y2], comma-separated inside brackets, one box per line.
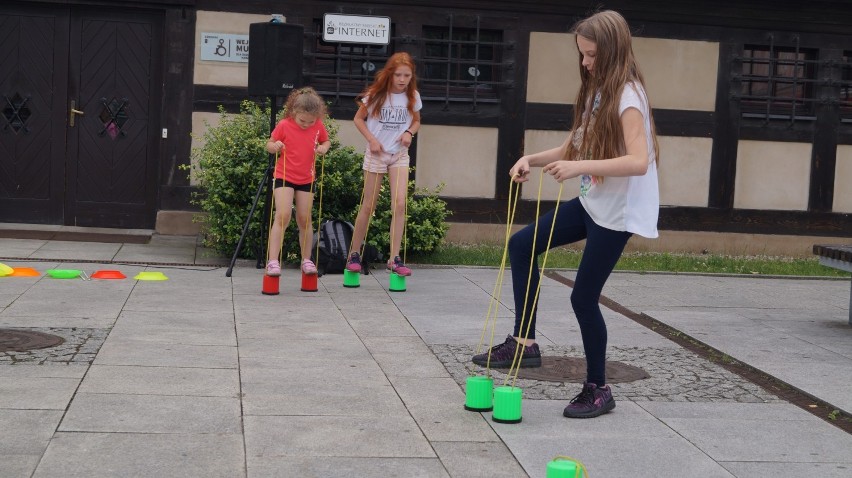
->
[323, 14, 390, 45]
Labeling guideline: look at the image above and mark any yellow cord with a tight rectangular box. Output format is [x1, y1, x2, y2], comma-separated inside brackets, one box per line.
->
[266, 151, 285, 265]
[508, 176, 564, 388]
[390, 166, 409, 265]
[476, 177, 520, 376]
[348, 168, 382, 260]
[313, 151, 325, 263]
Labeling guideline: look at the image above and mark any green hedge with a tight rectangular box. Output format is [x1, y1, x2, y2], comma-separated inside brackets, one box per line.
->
[187, 100, 450, 263]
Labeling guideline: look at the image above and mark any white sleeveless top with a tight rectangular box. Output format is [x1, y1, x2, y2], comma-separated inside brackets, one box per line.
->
[578, 82, 659, 239]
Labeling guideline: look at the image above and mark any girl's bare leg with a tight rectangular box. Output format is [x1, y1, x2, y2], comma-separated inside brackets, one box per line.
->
[293, 189, 314, 261]
[267, 186, 295, 261]
[350, 171, 384, 254]
[387, 166, 409, 259]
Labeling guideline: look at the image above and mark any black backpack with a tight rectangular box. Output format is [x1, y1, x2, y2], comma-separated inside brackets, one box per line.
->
[312, 219, 354, 275]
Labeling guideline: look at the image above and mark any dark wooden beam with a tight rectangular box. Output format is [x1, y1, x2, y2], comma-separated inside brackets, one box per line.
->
[441, 197, 852, 237]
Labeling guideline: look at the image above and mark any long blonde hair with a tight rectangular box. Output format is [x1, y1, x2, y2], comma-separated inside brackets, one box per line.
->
[567, 10, 659, 171]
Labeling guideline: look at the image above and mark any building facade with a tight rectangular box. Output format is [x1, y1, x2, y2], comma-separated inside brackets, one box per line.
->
[2, 0, 850, 249]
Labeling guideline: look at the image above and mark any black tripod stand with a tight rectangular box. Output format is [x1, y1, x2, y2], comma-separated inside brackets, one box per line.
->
[225, 95, 280, 277]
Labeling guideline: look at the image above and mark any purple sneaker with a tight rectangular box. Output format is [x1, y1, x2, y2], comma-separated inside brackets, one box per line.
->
[387, 256, 411, 276]
[471, 335, 541, 368]
[563, 382, 615, 419]
[346, 252, 362, 273]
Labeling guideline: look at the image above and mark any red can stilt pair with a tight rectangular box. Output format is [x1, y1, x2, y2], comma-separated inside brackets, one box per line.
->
[261, 272, 317, 295]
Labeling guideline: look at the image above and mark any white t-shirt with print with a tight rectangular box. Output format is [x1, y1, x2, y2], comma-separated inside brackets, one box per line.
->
[578, 82, 659, 239]
[362, 91, 423, 154]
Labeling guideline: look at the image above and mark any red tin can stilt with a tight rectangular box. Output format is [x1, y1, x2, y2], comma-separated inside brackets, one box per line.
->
[262, 274, 280, 295]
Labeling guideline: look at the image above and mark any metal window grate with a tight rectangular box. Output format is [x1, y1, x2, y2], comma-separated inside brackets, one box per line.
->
[419, 15, 513, 110]
[732, 34, 818, 124]
[304, 22, 393, 104]
[301, 16, 514, 110]
[841, 53, 852, 122]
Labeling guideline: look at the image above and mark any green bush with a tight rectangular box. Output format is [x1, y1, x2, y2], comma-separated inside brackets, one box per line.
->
[187, 99, 450, 263]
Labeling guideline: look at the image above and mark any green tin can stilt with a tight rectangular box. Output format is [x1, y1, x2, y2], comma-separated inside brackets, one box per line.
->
[464, 376, 494, 412]
[492, 386, 523, 424]
[388, 272, 406, 292]
[343, 269, 360, 288]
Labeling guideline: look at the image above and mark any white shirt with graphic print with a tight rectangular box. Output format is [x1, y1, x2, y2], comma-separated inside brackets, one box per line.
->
[362, 91, 423, 154]
[578, 82, 659, 239]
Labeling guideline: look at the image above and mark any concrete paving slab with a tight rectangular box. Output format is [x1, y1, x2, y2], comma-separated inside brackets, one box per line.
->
[28, 242, 120, 261]
[247, 456, 449, 478]
[244, 415, 435, 458]
[719, 461, 852, 478]
[364, 336, 453, 378]
[59, 393, 241, 434]
[1, 283, 128, 321]
[0, 376, 81, 409]
[0, 363, 87, 379]
[33, 432, 245, 478]
[0, 410, 63, 453]
[431, 441, 529, 478]
[78, 365, 240, 397]
[93, 339, 238, 368]
[392, 377, 502, 442]
[659, 416, 852, 462]
[1, 238, 850, 477]
[0, 454, 41, 478]
[0, 238, 49, 257]
[242, 379, 408, 417]
[107, 319, 237, 346]
[238, 336, 373, 361]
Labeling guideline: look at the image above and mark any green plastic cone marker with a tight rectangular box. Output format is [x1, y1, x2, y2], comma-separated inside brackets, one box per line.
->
[492, 386, 523, 424]
[464, 376, 494, 412]
[343, 269, 360, 288]
[546, 456, 587, 478]
[388, 272, 406, 292]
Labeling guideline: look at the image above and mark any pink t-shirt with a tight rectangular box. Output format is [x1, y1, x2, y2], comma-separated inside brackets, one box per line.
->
[270, 117, 329, 184]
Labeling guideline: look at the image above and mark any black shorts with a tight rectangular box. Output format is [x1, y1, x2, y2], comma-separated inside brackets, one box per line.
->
[274, 178, 313, 193]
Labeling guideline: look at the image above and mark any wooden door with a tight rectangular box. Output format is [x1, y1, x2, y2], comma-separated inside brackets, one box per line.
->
[0, 4, 69, 224]
[66, 8, 163, 228]
[0, 4, 163, 228]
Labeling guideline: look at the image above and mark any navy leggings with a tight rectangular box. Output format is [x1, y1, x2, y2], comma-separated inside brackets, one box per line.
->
[509, 197, 631, 387]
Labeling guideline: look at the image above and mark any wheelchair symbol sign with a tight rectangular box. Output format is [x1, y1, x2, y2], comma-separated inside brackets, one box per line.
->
[200, 32, 250, 63]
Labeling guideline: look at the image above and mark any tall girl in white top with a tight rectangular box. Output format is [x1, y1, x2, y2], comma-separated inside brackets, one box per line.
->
[471, 10, 660, 419]
[346, 52, 422, 277]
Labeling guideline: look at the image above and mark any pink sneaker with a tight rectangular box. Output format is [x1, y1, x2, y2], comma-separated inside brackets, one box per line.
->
[266, 260, 281, 277]
[301, 259, 318, 275]
[346, 252, 362, 273]
[387, 256, 411, 276]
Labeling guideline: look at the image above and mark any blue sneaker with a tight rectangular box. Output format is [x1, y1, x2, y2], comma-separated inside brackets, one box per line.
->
[563, 382, 615, 419]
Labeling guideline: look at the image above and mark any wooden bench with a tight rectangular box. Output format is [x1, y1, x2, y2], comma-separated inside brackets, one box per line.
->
[813, 244, 852, 325]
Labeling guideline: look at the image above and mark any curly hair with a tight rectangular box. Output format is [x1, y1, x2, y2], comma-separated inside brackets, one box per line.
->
[283, 86, 327, 118]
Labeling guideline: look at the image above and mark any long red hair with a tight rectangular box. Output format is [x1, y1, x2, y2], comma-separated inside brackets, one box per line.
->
[357, 52, 418, 118]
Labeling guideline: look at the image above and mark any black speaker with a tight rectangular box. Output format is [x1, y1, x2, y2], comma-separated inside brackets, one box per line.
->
[248, 22, 304, 97]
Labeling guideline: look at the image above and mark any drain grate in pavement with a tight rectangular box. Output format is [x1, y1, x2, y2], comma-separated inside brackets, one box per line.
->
[0, 329, 64, 352]
[494, 356, 649, 383]
[0, 328, 109, 364]
[433, 344, 782, 403]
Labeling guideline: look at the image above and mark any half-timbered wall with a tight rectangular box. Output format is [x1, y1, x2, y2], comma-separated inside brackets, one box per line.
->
[5, 0, 850, 247]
